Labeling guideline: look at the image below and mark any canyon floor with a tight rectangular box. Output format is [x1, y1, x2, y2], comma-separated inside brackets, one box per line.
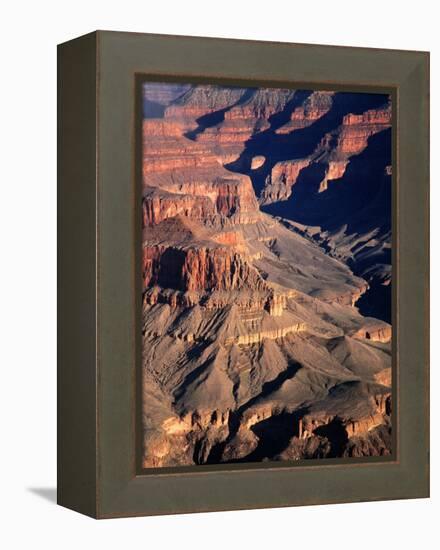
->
[141, 83, 393, 467]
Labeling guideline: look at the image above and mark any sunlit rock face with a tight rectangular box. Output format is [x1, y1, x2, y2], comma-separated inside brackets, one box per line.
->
[275, 91, 335, 133]
[260, 159, 311, 204]
[141, 83, 392, 468]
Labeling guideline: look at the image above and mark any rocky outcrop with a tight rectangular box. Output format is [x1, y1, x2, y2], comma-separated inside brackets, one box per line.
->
[226, 321, 306, 346]
[142, 183, 260, 227]
[194, 88, 296, 148]
[296, 385, 391, 452]
[276, 91, 334, 133]
[299, 407, 388, 440]
[143, 244, 265, 293]
[265, 293, 287, 317]
[318, 160, 349, 192]
[314, 102, 392, 187]
[260, 159, 311, 204]
[310, 282, 368, 307]
[251, 155, 266, 169]
[143, 409, 231, 468]
[225, 88, 295, 123]
[352, 321, 392, 343]
[142, 187, 216, 227]
[336, 106, 392, 154]
[258, 100, 391, 213]
[164, 85, 246, 120]
[142, 106, 260, 227]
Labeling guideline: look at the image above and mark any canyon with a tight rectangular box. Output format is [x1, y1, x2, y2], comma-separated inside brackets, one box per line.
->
[141, 82, 392, 467]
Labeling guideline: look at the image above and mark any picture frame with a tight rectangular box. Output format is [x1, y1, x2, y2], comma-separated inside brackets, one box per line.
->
[57, 30, 429, 518]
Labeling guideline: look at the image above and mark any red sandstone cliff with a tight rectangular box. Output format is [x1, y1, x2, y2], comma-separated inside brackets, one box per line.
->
[260, 159, 311, 204]
[143, 244, 265, 293]
[315, 103, 391, 189]
[276, 91, 334, 133]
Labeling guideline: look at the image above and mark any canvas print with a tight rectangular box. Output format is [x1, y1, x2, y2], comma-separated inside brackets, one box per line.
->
[141, 82, 392, 468]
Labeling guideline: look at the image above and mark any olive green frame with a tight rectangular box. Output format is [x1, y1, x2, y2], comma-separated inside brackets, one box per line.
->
[58, 30, 429, 519]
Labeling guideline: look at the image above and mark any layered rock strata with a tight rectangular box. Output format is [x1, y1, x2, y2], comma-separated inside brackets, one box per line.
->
[141, 83, 392, 467]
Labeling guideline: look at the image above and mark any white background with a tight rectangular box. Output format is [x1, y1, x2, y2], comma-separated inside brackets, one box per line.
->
[1, 1, 437, 547]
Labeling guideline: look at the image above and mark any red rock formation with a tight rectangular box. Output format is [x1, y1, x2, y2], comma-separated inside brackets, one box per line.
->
[183, 248, 260, 291]
[318, 160, 349, 192]
[260, 159, 311, 204]
[261, 101, 392, 201]
[143, 119, 188, 139]
[143, 103, 260, 226]
[276, 91, 334, 134]
[142, 132, 217, 175]
[212, 229, 245, 247]
[142, 175, 259, 227]
[335, 106, 391, 155]
[196, 89, 296, 148]
[143, 244, 265, 293]
[226, 88, 295, 120]
[164, 85, 246, 120]
[142, 187, 217, 227]
[299, 102, 391, 193]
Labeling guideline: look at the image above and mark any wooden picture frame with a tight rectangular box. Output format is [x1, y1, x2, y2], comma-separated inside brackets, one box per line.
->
[58, 30, 429, 518]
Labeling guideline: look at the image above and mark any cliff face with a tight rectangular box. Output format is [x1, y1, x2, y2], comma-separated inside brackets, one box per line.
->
[276, 91, 334, 133]
[143, 244, 265, 293]
[142, 107, 260, 228]
[260, 101, 391, 203]
[337, 108, 392, 153]
[260, 159, 311, 204]
[164, 85, 247, 120]
[142, 187, 216, 227]
[141, 83, 392, 467]
[142, 178, 258, 228]
[315, 104, 391, 188]
[184, 88, 297, 168]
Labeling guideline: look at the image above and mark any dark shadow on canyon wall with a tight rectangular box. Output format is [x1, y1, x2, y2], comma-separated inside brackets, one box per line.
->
[206, 360, 303, 464]
[260, 127, 392, 323]
[262, 128, 391, 229]
[185, 88, 256, 140]
[180, 88, 392, 323]
[240, 411, 302, 462]
[356, 281, 392, 324]
[225, 91, 389, 195]
[314, 417, 349, 458]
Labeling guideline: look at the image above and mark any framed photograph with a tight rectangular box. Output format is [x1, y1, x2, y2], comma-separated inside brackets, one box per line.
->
[58, 31, 429, 518]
